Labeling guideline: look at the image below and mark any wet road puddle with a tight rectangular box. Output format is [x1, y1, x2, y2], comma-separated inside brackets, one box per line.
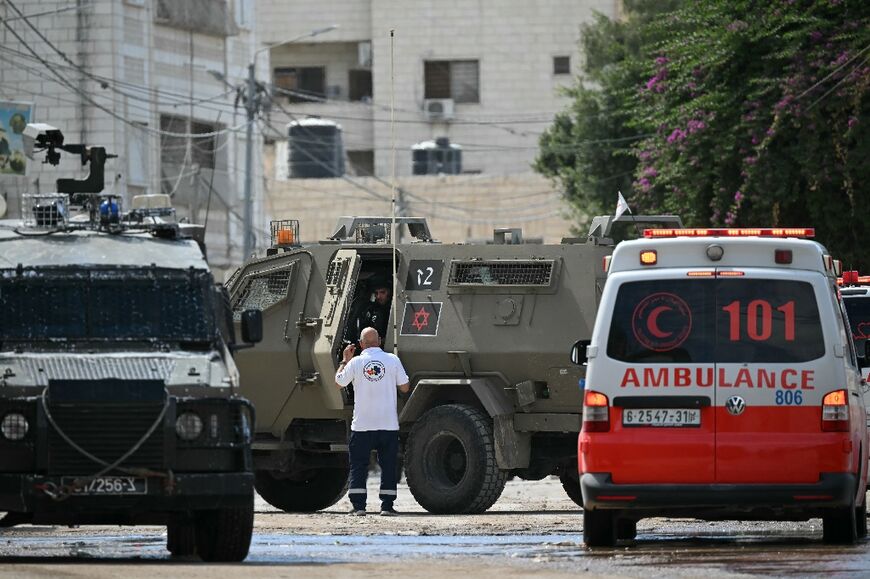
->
[2, 526, 870, 577]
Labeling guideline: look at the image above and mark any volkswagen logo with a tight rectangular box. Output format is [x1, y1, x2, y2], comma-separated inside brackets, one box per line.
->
[725, 396, 746, 416]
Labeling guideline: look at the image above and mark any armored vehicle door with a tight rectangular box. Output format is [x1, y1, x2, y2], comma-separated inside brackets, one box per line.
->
[229, 253, 313, 432]
[313, 249, 361, 410]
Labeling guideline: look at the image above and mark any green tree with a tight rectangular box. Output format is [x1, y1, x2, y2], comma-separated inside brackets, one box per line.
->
[535, 0, 682, 222]
[539, 0, 870, 269]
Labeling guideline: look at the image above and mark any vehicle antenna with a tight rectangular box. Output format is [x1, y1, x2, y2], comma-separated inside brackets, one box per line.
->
[389, 28, 399, 355]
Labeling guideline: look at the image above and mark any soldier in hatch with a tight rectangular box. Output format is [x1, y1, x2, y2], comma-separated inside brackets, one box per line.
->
[345, 277, 391, 347]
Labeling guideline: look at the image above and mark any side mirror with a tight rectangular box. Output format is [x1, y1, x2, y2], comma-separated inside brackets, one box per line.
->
[570, 339, 590, 366]
[241, 309, 263, 344]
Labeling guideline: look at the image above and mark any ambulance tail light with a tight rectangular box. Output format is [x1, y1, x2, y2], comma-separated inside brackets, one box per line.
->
[603, 255, 612, 272]
[583, 390, 610, 433]
[821, 389, 849, 432]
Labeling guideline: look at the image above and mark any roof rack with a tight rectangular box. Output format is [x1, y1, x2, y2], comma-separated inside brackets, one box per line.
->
[328, 216, 433, 243]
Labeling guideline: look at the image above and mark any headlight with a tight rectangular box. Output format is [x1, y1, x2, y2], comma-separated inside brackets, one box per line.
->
[175, 412, 203, 441]
[1, 413, 28, 441]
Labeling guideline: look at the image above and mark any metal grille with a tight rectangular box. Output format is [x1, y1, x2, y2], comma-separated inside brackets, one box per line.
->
[449, 260, 554, 287]
[19, 357, 176, 386]
[47, 403, 166, 474]
[233, 265, 294, 320]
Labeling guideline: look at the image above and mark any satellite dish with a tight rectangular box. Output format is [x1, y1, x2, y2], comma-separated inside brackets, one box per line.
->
[0, 195, 6, 219]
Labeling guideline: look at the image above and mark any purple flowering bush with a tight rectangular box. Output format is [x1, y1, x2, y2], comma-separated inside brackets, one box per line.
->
[537, 0, 870, 268]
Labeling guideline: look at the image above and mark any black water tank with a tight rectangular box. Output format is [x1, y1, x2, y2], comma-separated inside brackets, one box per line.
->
[288, 119, 345, 178]
[412, 137, 462, 175]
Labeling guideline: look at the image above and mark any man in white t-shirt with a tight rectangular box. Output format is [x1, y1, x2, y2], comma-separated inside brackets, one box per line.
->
[335, 327, 410, 516]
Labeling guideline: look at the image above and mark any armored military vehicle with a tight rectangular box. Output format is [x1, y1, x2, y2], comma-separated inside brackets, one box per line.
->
[229, 214, 681, 514]
[0, 125, 261, 561]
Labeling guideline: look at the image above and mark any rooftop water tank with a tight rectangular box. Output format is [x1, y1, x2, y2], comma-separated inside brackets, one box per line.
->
[287, 119, 345, 178]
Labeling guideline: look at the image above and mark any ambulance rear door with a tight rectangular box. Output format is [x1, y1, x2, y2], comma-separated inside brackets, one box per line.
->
[599, 271, 718, 484]
[713, 268, 835, 483]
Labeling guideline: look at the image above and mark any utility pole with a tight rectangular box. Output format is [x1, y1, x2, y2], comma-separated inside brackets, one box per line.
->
[240, 25, 338, 261]
[242, 61, 257, 260]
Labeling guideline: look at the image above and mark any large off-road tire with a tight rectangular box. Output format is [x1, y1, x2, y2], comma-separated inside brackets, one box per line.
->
[559, 469, 583, 508]
[583, 508, 617, 547]
[405, 404, 508, 514]
[195, 494, 255, 562]
[617, 518, 637, 541]
[255, 467, 349, 513]
[823, 501, 858, 544]
[166, 516, 196, 557]
[856, 498, 867, 538]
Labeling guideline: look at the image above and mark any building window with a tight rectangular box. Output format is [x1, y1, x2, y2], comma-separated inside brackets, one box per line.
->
[347, 151, 374, 176]
[349, 70, 373, 102]
[424, 60, 479, 103]
[160, 115, 220, 170]
[273, 67, 326, 103]
[553, 56, 570, 75]
[234, 0, 253, 29]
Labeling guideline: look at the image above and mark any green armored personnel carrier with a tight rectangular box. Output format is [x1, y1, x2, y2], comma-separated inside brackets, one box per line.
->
[229, 214, 680, 514]
[0, 124, 262, 561]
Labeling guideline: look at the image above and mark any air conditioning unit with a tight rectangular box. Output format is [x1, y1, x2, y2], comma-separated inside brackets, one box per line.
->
[423, 98, 454, 121]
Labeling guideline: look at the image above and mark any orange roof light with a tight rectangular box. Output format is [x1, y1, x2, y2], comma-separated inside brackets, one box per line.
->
[639, 250, 657, 266]
[644, 227, 814, 238]
[276, 229, 296, 245]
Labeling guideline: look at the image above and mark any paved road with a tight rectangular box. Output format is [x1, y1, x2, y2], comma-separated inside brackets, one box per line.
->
[0, 478, 868, 578]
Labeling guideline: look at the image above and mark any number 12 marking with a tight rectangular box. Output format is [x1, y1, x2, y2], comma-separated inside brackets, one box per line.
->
[416, 267, 434, 286]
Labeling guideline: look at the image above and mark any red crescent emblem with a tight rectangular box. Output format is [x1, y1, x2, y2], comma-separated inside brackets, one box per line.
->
[646, 306, 673, 338]
[631, 293, 692, 352]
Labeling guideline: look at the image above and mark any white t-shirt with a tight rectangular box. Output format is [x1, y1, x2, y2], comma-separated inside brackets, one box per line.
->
[335, 347, 409, 432]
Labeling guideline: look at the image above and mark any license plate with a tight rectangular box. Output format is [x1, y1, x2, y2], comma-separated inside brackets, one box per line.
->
[622, 408, 700, 427]
[61, 476, 147, 495]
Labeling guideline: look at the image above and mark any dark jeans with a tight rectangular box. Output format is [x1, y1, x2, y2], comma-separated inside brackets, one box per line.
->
[348, 430, 399, 511]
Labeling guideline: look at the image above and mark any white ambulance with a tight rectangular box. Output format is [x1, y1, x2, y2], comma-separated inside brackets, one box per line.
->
[839, 271, 870, 383]
[572, 228, 869, 546]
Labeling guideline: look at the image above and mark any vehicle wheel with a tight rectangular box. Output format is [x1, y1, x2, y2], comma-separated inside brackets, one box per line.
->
[195, 494, 254, 562]
[857, 499, 867, 538]
[255, 467, 349, 513]
[559, 468, 583, 508]
[617, 518, 637, 541]
[823, 502, 858, 544]
[405, 404, 508, 514]
[583, 509, 617, 547]
[166, 516, 197, 557]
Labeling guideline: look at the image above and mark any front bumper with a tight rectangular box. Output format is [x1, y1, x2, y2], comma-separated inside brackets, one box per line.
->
[581, 472, 857, 519]
[0, 472, 253, 524]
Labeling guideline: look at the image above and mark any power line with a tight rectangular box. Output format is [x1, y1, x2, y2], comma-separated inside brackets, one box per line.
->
[0, 21, 244, 138]
[0, 49, 249, 139]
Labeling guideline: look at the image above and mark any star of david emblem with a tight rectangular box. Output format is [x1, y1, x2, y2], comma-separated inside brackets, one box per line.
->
[412, 308, 430, 331]
[400, 302, 442, 336]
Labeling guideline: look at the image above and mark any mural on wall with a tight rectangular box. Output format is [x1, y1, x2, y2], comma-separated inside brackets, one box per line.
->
[0, 102, 33, 175]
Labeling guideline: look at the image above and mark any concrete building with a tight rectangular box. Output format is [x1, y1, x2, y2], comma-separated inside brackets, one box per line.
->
[0, 0, 264, 275]
[258, 0, 619, 243]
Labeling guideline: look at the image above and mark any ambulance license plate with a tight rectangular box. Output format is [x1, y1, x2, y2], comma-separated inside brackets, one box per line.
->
[622, 408, 700, 427]
[61, 476, 147, 495]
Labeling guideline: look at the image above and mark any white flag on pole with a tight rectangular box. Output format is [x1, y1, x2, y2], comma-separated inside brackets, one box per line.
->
[615, 191, 630, 220]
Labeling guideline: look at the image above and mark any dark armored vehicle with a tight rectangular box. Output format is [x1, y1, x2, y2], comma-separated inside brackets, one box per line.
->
[229, 214, 680, 514]
[0, 125, 261, 561]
